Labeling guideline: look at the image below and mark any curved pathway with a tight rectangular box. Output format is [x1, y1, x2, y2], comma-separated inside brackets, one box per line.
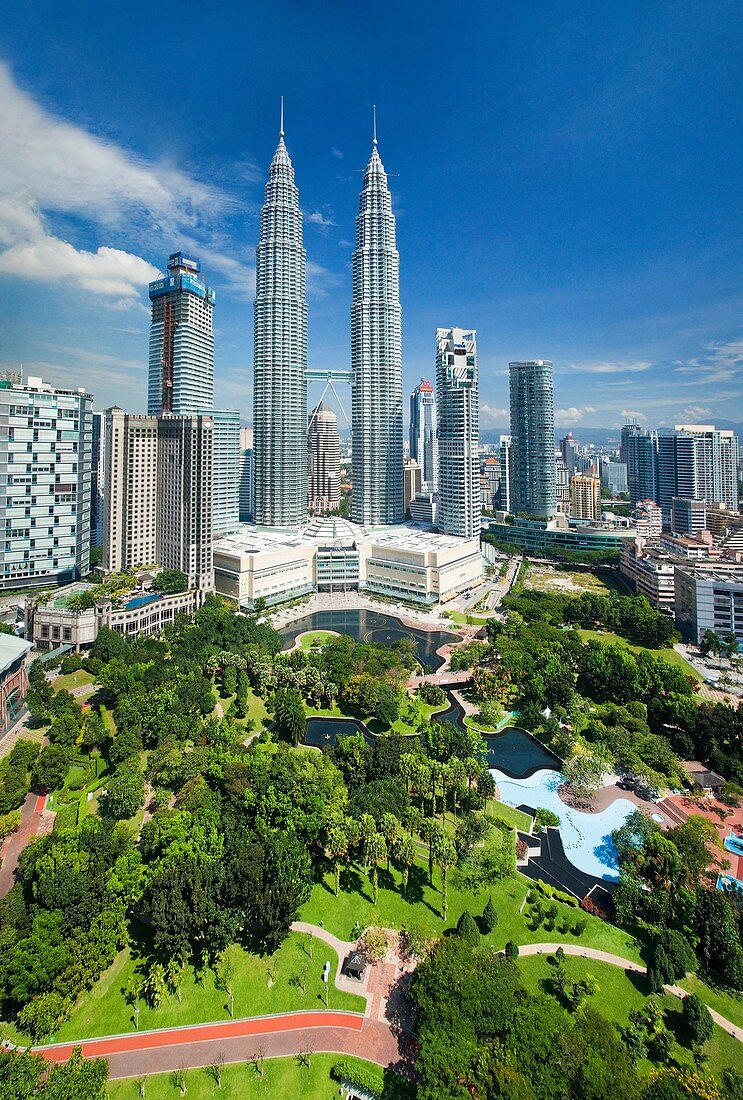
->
[518, 944, 743, 1043]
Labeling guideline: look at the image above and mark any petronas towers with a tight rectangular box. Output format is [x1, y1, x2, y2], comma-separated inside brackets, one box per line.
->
[253, 117, 308, 528]
[253, 110, 402, 528]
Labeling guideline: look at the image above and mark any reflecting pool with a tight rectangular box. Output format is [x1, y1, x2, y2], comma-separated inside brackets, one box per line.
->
[281, 609, 456, 671]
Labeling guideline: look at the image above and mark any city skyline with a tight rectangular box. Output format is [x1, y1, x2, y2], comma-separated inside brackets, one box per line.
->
[0, 3, 740, 431]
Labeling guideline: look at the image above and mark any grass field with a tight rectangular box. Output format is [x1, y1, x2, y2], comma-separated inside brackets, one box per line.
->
[53, 669, 96, 692]
[486, 799, 533, 831]
[54, 931, 364, 1044]
[301, 857, 643, 963]
[517, 954, 743, 1079]
[576, 629, 703, 681]
[107, 1054, 381, 1099]
[298, 629, 339, 648]
[524, 565, 617, 596]
[681, 973, 743, 1031]
[444, 610, 490, 625]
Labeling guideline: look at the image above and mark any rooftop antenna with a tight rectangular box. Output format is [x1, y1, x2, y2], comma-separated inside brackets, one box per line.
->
[372, 103, 377, 146]
[280, 95, 284, 138]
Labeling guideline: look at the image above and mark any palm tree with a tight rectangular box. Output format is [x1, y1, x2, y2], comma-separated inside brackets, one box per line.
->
[448, 759, 467, 819]
[420, 818, 443, 884]
[393, 834, 417, 895]
[379, 813, 400, 872]
[324, 823, 349, 896]
[402, 805, 422, 839]
[433, 834, 457, 919]
[363, 832, 387, 906]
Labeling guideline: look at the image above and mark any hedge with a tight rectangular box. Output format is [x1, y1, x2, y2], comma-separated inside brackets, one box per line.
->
[331, 1058, 384, 1096]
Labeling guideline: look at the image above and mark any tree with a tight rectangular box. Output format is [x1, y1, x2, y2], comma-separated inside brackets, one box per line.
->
[392, 834, 417, 895]
[324, 822, 349, 897]
[432, 833, 457, 919]
[99, 765, 145, 820]
[273, 687, 306, 746]
[681, 994, 713, 1051]
[362, 831, 387, 906]
[456, 910, 480, 946]
[379, 812, 400, 870]
[143, 961, 167, 1008]
[361, 926, 389, 963]
[216, 955, 234, 1018]
[31, 743, 72, 791]
[504, 941, 519, 959]
[154, 569, 189, 595]
[17, 991, 72, 1042]
[481, 896, 498, 934]
[206, 1052, 226, 1089]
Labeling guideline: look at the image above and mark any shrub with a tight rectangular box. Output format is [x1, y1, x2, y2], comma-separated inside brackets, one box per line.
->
[456, 910, 480, 946]
[535, 807, 561, 829]
[504, 941, 519, 959]
[481, 896, 498, 934]
[0, 809, 22, 839]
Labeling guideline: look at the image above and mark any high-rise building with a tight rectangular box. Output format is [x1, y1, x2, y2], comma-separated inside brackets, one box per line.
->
[351, 124, 403, 525]
[403, 459, 422, 516]
[253, 115, 308, 528]
[674, 425, 739, 513]
[148, 253, 215, 417]
[409, 379, 438, 490]
[496, 435, 512, 512]
[509, 360, 556, 518]
[620, 424, 658, 507]
[91, 410, 106, 549]
[634, 499, 663, 539]
[103, 410, 160, 573]
[206, 409, 240, 535]
[0, 375, 92, 592]
[571, 474, 601, 521]
[308, 401, 341, 514]
[559, 433, 579, 477]
[600, 458, 628, 496]
[437, 328, 479, 538]
[238, 427, 254, 524]
[157, 416, 214, 591]
[555, 455, 571, 515]
[104, 408, 213, 590]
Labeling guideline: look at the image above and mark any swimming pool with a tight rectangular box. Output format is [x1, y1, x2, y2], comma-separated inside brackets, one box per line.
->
[491, 767, 637, 882]
[724, 834, 743, 857]
[124, 593, 162, 610]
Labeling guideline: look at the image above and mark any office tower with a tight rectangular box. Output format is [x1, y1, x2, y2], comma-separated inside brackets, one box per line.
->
[206, 409, 240, 534]
[104, 409, 213, 589]
[157, 416, 214, 590]
[480, 455, 500, 512]
[437, 328, 479, 538]
[555, 455, 571, 515]
[671, 498, 707, 537]
[403, 459, 422, 515]
[600, 458, 628, 496]
[351, 122, 403, 525]
[148, 253, 215, 416]
[571, 474, 601, 521]
[0, 375, 92, 592]
[409, 379, 438, 490]
[496, 435, 512, 512]
[238, 427, 254, 523]
[620, 424, 658, 508]
[253, 115, 308, 528]
[509, 360, 556, 517]
[308, 401, 341, 514]
[410, 491, 437, 525]
[91, 410, 106, 549]
[675, 425, 739, 512]
[559, 433, 579, 477]
[103, 409, 160, 573]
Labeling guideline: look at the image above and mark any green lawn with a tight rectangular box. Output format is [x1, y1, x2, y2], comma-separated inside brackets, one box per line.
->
[517, 954, 743, 1079]
[681, 973, 743, 1031]
[486, 799, 533, 832]
[576, 629, 703, 681]
[54, 670, 96, 693]
[301, 857, 643, 963]
[298, 630, 339, 649]
[53, 930, 364, 1044]
[107, 1054, 381, 1099]
[444, 610, 489, 625]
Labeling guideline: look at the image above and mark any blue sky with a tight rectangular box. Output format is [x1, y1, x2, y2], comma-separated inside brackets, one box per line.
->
[0, 0, 741, 433]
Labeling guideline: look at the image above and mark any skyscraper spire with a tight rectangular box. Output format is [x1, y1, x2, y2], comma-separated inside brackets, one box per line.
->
[372, 103, 377, 146]
[253, 115, 308, 528]
[351, 124, 403, 525]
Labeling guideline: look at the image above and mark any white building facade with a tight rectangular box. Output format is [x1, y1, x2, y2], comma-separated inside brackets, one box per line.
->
[436, 328, 479, 538]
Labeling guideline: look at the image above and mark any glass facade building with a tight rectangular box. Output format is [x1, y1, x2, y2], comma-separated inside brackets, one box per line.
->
[148, 253, 215, 417]
[437, 328, 479, 538]
[509, 360, 556, 517]
[409, 379, 438, 491]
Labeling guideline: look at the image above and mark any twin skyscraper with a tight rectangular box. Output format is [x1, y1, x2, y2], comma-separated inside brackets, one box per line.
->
[253, 110, 406, 530]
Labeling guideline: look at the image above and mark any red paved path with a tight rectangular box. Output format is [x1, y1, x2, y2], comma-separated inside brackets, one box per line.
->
[0, 791, 53, 899]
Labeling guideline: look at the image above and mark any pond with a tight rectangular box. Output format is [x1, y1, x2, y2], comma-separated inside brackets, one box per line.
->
[281, 609, 456, 671]
[484, 727, 561, 778]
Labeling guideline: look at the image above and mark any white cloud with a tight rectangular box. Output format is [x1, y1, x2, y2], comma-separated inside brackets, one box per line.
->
[621, 409, 647, 420]
[570, 360, 652, 374]
[555, 406, 597, 426]
[306, 209, 337, 231]
[0, 61, 233, 303]
[682, 405, 712, 420]
[481, 404, 509, 424]
[331, 147, 344, 159]
[675, 338, 743, 386]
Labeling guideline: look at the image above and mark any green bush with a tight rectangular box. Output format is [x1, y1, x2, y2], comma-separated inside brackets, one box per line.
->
[331, 1058, 384, 1096]
[53, 803, 79, 831]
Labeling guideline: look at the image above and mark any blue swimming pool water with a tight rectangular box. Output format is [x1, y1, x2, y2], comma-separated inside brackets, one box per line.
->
[491, 767, 637, 882]
[124, 593, 162, 610]
[724, 834, 743, 856]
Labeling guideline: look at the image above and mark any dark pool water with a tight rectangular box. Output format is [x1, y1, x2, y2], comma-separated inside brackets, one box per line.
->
[484, 727, 561, 779]
[281, 609, 456, 671]
[305, 717, 374, 749]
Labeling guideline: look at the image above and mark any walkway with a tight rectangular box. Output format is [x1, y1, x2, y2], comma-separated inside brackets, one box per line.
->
[518, 943, 743, 1044]
[0, 790, 54, 898]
